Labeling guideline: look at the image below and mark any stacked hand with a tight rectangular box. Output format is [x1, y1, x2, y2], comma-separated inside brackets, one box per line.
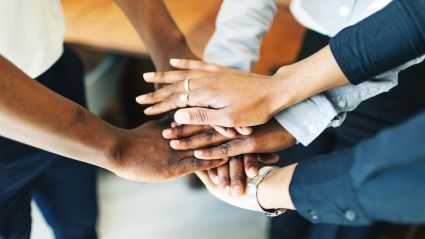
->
[107, 119, 227, 182]
[136, 59, 292, 127]
[160, 119, 295, 195]
[135, 59, 297, 198]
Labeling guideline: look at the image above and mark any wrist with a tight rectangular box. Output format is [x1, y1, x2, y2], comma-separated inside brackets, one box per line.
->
[257, 164, 297, 210]
[270, 45, 349, 114]
[153, 35, 199, 71]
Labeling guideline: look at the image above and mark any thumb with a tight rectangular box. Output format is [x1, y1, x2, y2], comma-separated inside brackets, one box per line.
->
[174, 108, 229, 126]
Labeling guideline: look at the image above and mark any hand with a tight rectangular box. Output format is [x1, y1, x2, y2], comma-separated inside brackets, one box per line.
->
[136, 59, 291, 127]
[107, 120, 227, 182]
[163, 119, 295, 160]
[197, 164, 297, 213]
[195, 170, 255, 211]
[161, 122, 284, 196]
[206, 154, 279, 197]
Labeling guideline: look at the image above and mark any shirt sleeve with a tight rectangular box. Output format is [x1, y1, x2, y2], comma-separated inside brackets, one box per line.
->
[203, 0, 277, 71]
[290, 111, 425, 225]
[330, 0, 425, 85]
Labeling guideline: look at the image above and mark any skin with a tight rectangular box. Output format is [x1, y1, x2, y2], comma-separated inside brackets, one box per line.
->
[0, 0, 229, 183]
[136, 45, 349, 127]
[162, 119, 294, 195]
[196, 163, 297, 211]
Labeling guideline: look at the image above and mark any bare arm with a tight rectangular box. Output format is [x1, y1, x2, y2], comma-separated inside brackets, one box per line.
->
[0, 55, 116, 168]
[0, 1, 228, 183]
[114, 0, 198, 71]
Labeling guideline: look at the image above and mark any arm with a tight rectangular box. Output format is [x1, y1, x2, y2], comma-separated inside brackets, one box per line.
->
[114, 0, 198, 71]
[200, 110, 425, 224]
[0, 1, 228, 183]
[330, 0, 425, 85]
[138, 0, 425, 145]
[258, 110, 425, 225]
[203, 0, 277, 71]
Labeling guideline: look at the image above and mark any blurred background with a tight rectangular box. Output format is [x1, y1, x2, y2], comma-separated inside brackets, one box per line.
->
[31, 0, 302, 238]
[29, 0, 425, 238]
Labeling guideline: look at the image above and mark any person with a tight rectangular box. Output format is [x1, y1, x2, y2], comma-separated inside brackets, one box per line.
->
[0, 1, 226, 238]
[136, 0, 425, 238]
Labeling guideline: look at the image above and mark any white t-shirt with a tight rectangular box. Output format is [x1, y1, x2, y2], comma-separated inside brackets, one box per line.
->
[0, 0, 65, 78]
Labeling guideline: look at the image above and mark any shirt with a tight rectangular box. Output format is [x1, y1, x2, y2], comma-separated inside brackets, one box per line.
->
[204, 0, 424, 145]
[330, 0, 425, 85]
[291, 110, 425, 225]
[0, 0, 65, 78]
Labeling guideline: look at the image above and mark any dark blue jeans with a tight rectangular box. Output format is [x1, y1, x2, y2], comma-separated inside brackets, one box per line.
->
[270, 30, 425, 239]
[0, 47, 98, 239]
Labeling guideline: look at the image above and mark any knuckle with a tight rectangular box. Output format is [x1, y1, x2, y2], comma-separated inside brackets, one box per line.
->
[221, 175, 231, 183]
[194, 109, 209, 123]
[183, 137, 192, 145]
[230, 175, 244, 184]
[204, 130, 216, 141]
[219, 143, 231, 156]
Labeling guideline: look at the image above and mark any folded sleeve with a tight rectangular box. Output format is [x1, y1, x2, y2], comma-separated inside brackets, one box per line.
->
[330, 0, 425, 85]
[203, 0, 277, 72]
[290, 111, 425, 225]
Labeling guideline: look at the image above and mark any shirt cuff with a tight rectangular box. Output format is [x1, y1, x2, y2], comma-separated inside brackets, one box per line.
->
[289, 149, 372, 225]
[274, 95, 338, 146]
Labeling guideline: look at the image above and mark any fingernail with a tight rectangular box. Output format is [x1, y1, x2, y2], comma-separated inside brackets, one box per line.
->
[175, 111, 190, 124]
[194, 150, 203, 157]
[232, 185, 242, 196]
[224, 186, 231, 196]
[143, 72, 155, 80]
[170, 140, 180, 148]
[170, 58, 181, 65]
[248, 168, 258, 178]
[212, 176, 220, 184]
[135, 95, 146, 103]
[162, 129, 172, 138]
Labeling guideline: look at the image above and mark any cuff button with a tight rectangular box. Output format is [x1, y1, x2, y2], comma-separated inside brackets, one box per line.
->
[308, 210, 320, 220]
[344, 210, 357, 221]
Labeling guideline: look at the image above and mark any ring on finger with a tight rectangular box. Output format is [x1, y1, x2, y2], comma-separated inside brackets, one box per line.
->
[179, 78, 190, 107]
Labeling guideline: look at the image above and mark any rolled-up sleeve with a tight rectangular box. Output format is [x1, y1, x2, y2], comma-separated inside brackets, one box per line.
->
[204, 0, 277, 72]
[330, 0, 425, 85]
[290, 111, 425, 225]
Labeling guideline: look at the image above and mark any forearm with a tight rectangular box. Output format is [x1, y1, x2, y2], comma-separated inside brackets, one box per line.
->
[269, 45, 349, 115]
[330, 0, 425, 85]
[115, 0, 198, 70]
[257, 164, 297, 210]
[0, 55, 119, 170]
[259, 111, 425, 225]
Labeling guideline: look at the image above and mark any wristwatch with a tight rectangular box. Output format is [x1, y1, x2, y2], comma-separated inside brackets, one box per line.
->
[247, 166, 286, 217]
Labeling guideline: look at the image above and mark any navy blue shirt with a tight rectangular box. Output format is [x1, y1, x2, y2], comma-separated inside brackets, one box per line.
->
[290, 110, 425, 225]
[330, 0, 425, 85]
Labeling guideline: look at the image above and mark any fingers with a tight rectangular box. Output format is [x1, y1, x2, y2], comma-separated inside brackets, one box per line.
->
[143, 69, 205, 84]
[235, 127, 253, 136]
[258, 153, 280, 164]
[195, 170, 214, 188]
[174, 108, 226, 126]
[194, 139, 251, 160]
[229, 156, 245, 196]
[162, 124, 212, 139]
[211, 125, 237, 138]
[170, 59, 222, 71]
[244, 154, 259, 178]
[136, 82, 183, 105]
[207, 168, 219, 184]
[217, 164, 231, 195]
[170, 129, 229, 150]
[177, 157, 227, 177]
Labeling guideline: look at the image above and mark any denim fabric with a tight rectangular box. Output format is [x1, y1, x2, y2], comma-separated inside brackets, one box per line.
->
[0, 47, 98, 239]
